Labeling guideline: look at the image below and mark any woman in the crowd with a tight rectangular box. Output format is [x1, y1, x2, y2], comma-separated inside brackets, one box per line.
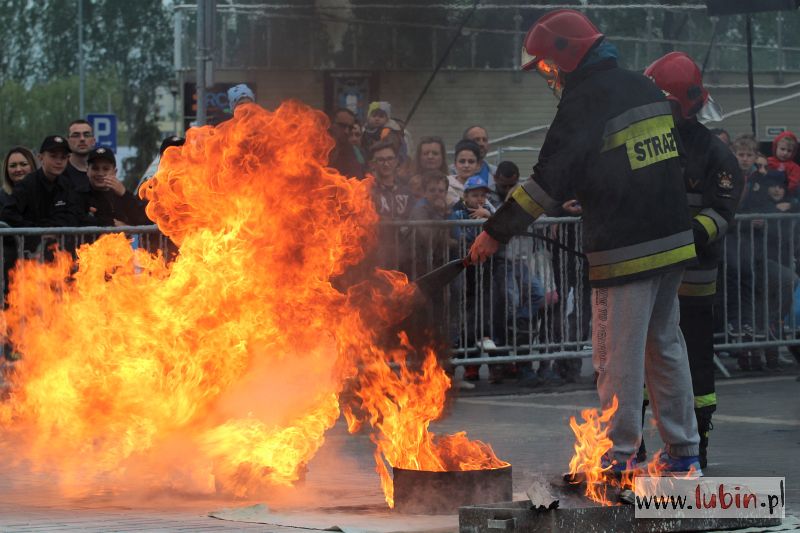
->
[408, 136, 448, 201]
[446, 139, 481, 208]
[2, 146, 37, 206]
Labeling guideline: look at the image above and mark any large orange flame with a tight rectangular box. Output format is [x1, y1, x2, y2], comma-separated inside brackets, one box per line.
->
[0, 101, 505, 506]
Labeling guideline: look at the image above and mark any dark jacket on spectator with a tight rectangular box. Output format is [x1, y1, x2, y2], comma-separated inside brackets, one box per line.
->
[65, 162, 93, 219]
[82, 188, 151, 227]
[1, 169, 82, 228]
[407, 198, 450, 277]
[65, 162, 91, 193]
[739, 171, 799, 267]
[371, 180, 412, 221]
[0, 190, 13, 209]
[329, 140, 365, 180]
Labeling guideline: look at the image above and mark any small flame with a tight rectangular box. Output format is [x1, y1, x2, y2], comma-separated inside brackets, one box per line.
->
[568, 397, 701, 505]
[535, 59, 563, 96]
[567, 396, 618, 505]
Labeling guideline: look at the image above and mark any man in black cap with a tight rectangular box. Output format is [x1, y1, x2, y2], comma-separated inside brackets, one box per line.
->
[84, 147, 150, 227]
[159, 135, 185, 156]
[1, 135, 82, 228]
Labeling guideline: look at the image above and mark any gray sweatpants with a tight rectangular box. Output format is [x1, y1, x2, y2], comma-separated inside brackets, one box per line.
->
[592, 269, 700, 461]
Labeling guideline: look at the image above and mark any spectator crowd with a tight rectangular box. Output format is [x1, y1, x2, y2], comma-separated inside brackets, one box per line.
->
[328, 103, 800, 385]
[2, 92, 799, 385]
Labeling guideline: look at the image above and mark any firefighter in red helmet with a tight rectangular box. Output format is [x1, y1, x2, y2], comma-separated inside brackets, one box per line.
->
[643, 51, 742, 469]
[470, 9, 703, 479]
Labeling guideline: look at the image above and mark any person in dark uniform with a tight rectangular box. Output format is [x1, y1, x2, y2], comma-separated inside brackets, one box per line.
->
[643, 52, 743, 470]
[469, 9, 702, 475]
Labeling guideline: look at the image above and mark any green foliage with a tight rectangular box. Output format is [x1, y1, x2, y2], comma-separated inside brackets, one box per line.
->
[0, 73, 125, 151]
[0, 0, 173, 181]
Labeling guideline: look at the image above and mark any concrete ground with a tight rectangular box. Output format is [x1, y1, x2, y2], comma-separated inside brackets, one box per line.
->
[0, 358, 796, 532]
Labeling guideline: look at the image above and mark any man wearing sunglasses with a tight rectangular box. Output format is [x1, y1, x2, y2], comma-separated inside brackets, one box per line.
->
[469, 9, 702, 479]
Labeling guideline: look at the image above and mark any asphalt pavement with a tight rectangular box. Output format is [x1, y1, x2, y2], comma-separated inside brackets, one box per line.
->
[0, 357, 796, 532]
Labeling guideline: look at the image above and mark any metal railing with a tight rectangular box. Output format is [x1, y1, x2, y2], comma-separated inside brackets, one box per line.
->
[173, 4, 800, 74]
[718, 213, 800, 352]
[381, 213, 800, 368]
[0, 225, 166, 296]
[0, 214, 797, 370]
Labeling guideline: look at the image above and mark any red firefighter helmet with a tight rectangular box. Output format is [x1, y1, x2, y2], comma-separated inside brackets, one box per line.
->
[644, 52, 711, 120]
[521, 9, 604, 73]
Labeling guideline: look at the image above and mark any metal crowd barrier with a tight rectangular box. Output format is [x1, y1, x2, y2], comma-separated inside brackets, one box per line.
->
[0, 224, 167, 296]
[718, 213, 800, 353]
[382, 213, 800, 369]
[0, 215, 798, 371]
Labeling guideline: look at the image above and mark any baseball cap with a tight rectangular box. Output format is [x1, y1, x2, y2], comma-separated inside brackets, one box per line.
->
[762, 170, 787, 188]
[464, 175, 490, 193]
[368, 101, 392, 117]
[227, 84, 255, 109]
[159, 135, 185, 155]
[40, 135, 71, 154]
[87, 147, 116, 166]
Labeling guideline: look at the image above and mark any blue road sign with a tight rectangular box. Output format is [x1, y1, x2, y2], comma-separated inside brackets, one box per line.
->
[87, 113, 117, 152]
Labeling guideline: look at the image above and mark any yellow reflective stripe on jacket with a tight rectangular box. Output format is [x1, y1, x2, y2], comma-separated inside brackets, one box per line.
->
[700, 207, 728, 240]
[695, 213, 718, 242]
[511, 186, 545, 219]
[694, 393, 716, 409]
[679, 280, 717, 297]
[589, 243, 696, 282]
[521, 179, 562, 215]
[601, 115, 679, 170]
[586, 230, 693, 266]
[679, 267, 717, 296]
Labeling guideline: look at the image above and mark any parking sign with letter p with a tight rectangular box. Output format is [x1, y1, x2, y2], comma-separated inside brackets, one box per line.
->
[87, 113, 118, 152]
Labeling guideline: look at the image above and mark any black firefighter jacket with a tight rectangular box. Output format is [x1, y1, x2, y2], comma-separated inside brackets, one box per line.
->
[484, 58, 695, 287]
[677, 120, 743, 301]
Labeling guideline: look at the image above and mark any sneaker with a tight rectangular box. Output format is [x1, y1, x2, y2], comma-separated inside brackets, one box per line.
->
[488, 366, 504, 384]
[463, 365, 480, 382]
[749, 351, 765, 371]
[765, 349, 782, 371]
[737, 353, 751, 372]
[727, 323, 743, 339]
[537, 364, 564, 386]
[650, 453, 703, 477]
[456, 379, 476, 390]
